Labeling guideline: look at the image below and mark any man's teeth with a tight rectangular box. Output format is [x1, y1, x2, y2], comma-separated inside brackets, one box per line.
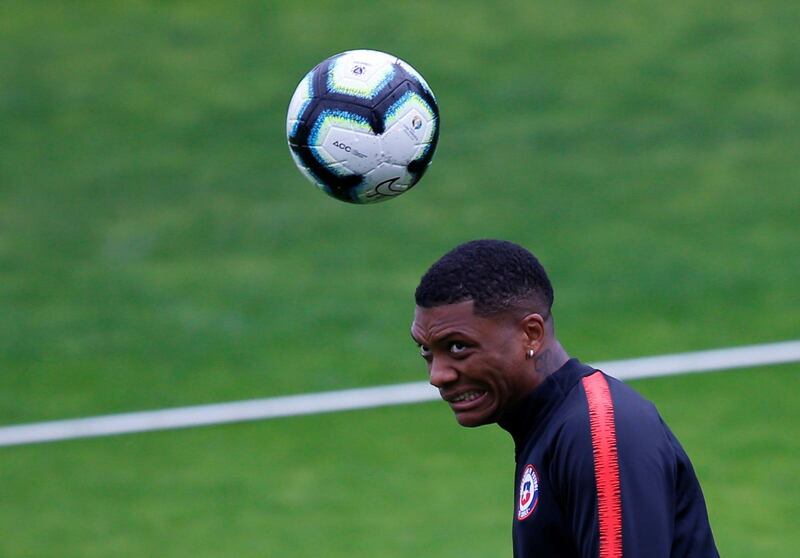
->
[452, 391, 484, 403]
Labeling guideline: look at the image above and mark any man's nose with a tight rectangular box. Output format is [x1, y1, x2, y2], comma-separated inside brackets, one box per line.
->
[429, 357, 458, 388]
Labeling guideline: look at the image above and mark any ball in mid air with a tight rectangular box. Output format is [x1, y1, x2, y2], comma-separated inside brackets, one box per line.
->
[286, 50, 440, 204]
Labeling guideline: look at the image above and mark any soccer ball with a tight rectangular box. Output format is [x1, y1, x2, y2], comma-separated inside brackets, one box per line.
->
[286, 50, 440, 204]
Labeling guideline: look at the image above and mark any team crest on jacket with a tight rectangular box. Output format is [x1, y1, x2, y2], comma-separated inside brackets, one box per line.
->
[517, 464, 539, 520]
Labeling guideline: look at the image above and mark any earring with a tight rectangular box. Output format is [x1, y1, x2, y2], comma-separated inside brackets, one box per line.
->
[526, 349, 535, 359]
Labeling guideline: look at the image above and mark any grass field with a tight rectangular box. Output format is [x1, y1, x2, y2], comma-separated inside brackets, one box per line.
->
[1, 1, 799, 556]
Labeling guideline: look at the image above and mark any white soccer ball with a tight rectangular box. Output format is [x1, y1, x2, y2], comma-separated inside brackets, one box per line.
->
[286, 50, 440, 204]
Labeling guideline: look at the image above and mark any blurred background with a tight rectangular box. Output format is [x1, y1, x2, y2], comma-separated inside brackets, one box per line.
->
[1, 1, 799, 556]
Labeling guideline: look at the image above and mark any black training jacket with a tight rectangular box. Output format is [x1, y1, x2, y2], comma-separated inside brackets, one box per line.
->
[498, 359, 719, 558]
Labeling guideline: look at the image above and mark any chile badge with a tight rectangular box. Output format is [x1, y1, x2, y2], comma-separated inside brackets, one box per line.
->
[517, 464, 539, 520]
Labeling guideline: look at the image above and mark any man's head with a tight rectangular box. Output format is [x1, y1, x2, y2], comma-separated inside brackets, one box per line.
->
[411, 240, 560, 427]
[414, 239, 554, 319]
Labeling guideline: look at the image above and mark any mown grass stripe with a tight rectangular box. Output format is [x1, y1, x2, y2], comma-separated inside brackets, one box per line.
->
[1, 340, 798, 448]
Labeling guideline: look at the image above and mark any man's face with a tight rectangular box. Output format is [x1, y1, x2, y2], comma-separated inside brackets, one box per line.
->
[411, 300, 538, 427]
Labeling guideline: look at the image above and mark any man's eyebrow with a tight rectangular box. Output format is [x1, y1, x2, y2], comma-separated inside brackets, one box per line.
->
[425, 330, 472, 344]
[411, 327, 474, 346]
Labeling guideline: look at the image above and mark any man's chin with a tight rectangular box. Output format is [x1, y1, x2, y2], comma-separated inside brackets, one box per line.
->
[448, 391, 495, 427]
[453, 410, 495, 428]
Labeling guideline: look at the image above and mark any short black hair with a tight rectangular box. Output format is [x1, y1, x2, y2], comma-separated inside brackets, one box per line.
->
[415, 239, 554, 318]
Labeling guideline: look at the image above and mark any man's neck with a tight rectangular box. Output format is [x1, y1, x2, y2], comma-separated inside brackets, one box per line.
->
[533, 340, 570, 381]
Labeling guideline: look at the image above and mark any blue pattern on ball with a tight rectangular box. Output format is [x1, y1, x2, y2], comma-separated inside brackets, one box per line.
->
[326, 59, 396, 99]
[288, 73, 314, 138]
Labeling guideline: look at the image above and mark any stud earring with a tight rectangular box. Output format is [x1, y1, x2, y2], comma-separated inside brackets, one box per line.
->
[526, 349, 535, 359]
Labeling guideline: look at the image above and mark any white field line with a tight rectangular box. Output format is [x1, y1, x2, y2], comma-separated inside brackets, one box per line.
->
[1, 340, 799, 448]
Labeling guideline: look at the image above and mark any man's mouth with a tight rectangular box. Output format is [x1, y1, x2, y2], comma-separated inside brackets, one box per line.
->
[451, 390, 485, 402]
[447, 390, 488, 410]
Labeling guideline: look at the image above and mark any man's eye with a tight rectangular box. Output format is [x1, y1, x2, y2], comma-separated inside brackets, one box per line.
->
[450, 343, 468, 354]
[419, 345, 432, 358]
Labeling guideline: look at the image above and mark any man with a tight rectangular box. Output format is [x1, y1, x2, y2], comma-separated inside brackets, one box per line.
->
[411, 239, 719, 558]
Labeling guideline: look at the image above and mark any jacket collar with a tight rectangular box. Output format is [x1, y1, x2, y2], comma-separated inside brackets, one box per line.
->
[497, 358, 595, 450]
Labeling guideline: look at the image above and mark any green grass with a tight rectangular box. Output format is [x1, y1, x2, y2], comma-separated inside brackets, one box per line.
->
[1, 365, 798, 557]
[1, 0, 799, 555]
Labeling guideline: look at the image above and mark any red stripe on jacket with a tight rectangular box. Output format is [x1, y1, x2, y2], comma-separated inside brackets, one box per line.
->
[582, 371, 623, 558]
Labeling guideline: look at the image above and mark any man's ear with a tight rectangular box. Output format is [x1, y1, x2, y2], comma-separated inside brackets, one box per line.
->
[520, 312, 546, 354]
